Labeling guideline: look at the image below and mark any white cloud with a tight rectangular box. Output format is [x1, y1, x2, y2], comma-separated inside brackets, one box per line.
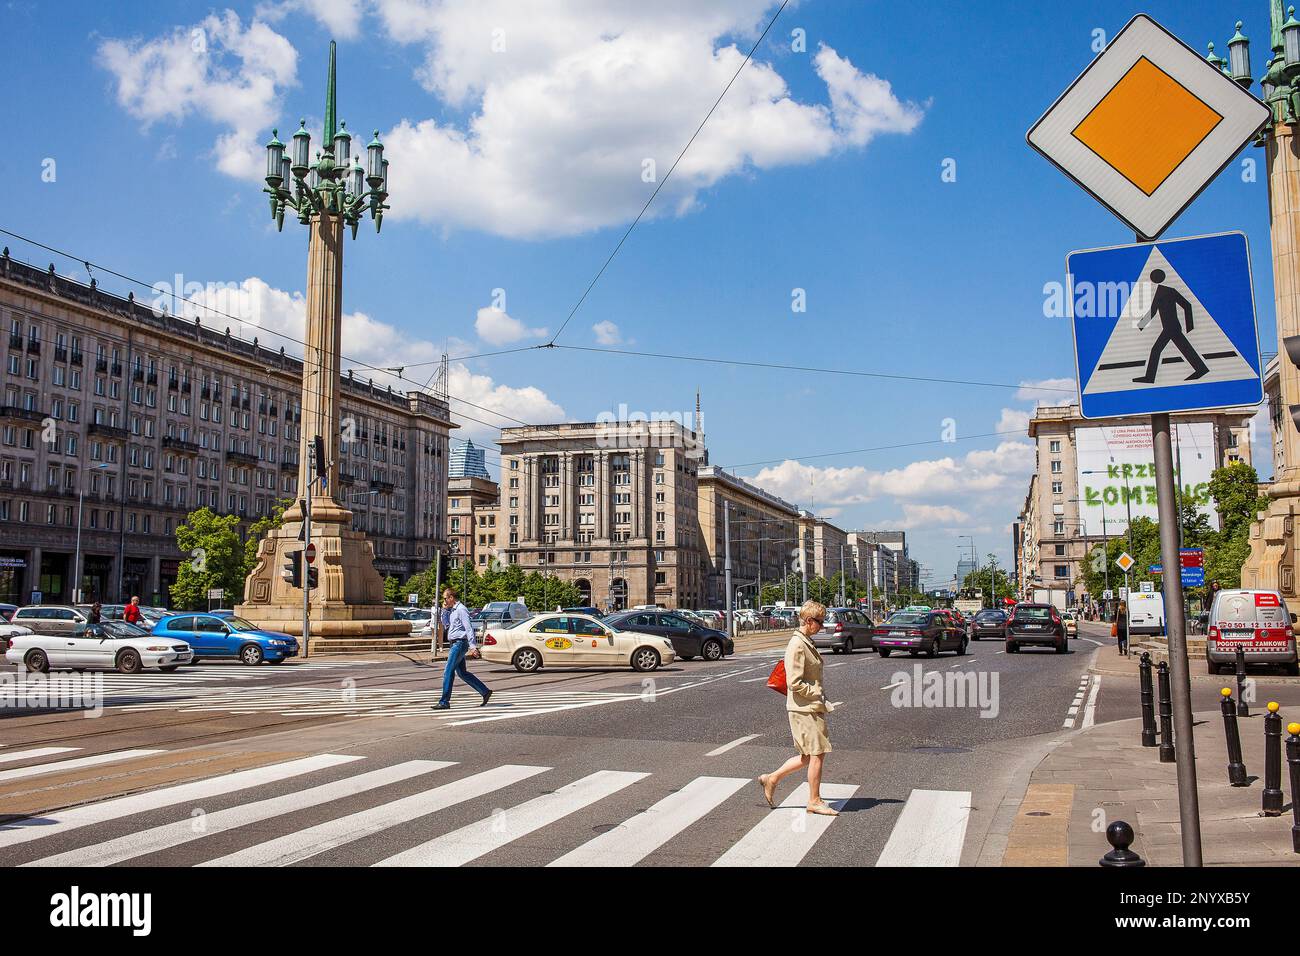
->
[474, 307, 548, 346]
[996, 407, 1032, 435]
[374, 2, 923, 238]
[891, 504, 972, 530]
[592, 320, 624, 346]
[97, 11, 298, 180]
[257, 0, 365, 39]
[1015, 377, 1076, 405]
[180, 276, 564, 447]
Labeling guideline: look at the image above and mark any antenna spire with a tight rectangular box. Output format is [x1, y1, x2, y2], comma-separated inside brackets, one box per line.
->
[324, 40, 337, 145]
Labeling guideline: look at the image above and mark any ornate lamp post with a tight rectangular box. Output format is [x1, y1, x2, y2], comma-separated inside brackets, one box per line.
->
[1208, 7, 1300, 595]
[237, 41, 409, 644]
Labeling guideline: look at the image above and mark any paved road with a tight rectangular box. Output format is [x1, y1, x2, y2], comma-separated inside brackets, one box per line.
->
[0, 625, 1116, 866]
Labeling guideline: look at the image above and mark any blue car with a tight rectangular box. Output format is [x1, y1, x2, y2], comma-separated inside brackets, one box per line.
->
[152, 613, 299, 665]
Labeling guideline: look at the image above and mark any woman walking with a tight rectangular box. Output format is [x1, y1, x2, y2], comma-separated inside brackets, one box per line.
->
[759, 600, 838, 816]
[1115, 599, 1129, 656]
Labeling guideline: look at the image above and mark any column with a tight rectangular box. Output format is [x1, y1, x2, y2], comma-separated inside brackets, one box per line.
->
[598, 451, 610, 541]
[28, 546, 41, 603]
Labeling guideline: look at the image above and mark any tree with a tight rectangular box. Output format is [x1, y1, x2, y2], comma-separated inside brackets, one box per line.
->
[171, 508, 246, 610]
[383, 575, 402, 604]
[243, 499, 290, 578]
[1209, 461, 1268, 540]
[962, 560, 1012, 606]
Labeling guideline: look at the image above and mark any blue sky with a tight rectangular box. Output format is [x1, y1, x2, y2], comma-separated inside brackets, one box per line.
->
[0, 0, 1278, 583]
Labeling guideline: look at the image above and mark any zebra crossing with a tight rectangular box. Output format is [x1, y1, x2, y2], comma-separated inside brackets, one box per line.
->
[0, 747, 973, 867]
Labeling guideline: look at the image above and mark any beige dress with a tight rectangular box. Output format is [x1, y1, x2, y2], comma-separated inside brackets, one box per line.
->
[785, 631, 831, 755]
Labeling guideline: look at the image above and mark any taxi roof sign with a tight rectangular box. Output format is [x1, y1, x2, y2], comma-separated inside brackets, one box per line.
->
[1116, 551, 1136, 572]
[1027, 14, 1270, 240]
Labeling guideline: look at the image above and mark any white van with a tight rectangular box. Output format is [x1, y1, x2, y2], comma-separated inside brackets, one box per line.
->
[1206, 589, 1299, 676]
[1126, 591, 1165, 637]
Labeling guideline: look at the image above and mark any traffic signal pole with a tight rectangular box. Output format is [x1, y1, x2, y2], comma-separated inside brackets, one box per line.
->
[303, 477, 312, 660]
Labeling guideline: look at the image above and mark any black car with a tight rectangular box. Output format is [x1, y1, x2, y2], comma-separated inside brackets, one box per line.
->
[603, 610, 734, 661]
[812, 607, 876, 654]
[872, 610, 967, 658]
[1005, 603, 1067, 654]
[969, 609, 1009, 641]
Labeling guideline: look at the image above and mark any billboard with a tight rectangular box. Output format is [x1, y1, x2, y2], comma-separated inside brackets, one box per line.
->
[1074, 422, 1218, 536]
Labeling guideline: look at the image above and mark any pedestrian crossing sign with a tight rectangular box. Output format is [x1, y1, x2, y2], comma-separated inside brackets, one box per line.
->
[1068, 231, 1263, 419]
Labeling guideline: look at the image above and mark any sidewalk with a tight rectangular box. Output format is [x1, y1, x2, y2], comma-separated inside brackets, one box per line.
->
[1009, 704, 1300, 866]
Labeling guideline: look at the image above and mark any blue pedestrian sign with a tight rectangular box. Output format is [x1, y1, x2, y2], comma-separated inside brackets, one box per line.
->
[1068, 231, 1263, 419]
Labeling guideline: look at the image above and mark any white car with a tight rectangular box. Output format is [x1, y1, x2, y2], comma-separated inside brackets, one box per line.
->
[6, 620, 193, 674]
[0, 622, 34, 652]
[480, 613, 676, 673]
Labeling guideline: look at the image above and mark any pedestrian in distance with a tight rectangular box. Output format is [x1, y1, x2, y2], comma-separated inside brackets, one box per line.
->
[759, 599, 839, 816]
[431, 586, 492, 711]
[1114, 599, 1129, 656]
[88, 601, 102, 625]
[123, 596, 142, 625]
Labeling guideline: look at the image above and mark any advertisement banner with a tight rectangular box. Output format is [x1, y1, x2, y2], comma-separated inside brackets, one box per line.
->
[1075, 422, 1219, 536]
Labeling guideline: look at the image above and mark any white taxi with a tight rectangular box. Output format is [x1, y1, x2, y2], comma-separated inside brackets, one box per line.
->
[480, 613, 676, 673]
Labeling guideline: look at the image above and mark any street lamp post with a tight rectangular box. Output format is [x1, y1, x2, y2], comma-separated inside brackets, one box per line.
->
[237, 39, 408, 643]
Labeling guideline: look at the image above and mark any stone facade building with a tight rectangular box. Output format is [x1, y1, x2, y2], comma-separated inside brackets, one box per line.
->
[697, 465, 800, 608]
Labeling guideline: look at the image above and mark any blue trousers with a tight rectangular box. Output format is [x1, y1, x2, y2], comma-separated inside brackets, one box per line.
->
[440, 639, 490, 706]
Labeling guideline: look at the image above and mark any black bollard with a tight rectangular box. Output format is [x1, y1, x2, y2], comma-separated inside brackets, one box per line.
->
[1099, 820, 1146, 867]
[1157, 660, 1175, 763]
[1220, 688, 1248, 786]
[1235, 646, 1249, 717]
[1287, 723, 1300, 853]
[1263, 702, 1284, 816]
[1139, 652, 1157, 747]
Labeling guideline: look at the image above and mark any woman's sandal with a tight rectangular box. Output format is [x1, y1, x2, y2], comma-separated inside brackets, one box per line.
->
[758, 774, 777, 808]
[806, 801, 839, 816]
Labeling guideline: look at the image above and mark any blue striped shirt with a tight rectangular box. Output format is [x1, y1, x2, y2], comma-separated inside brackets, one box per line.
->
[442, 602, 476, 648]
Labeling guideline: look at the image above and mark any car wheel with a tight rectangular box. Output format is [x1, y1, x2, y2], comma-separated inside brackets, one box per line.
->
[702, 640, 723, 661]
[926, 639, 940, 658]
[240, 644, 264, 666]
[1006, 642, 1018, 654]
[24, 649, 49, 674]
[512, 647, 542, 673]
[831, 646, 842, 655]
[632, 647, 661, 672]
[957, 638, 968, 656]
[159, 665, 180, 673]
[1055, 638, 1068, 654]
[844, 639, 854, 655]
[878, 648, 891, 658]
[117, 649, 143, 674]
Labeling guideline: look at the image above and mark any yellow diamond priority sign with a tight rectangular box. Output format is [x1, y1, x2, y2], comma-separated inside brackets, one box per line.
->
[1027, 14, 1270, 239]
[1116, 552, 1136, 573]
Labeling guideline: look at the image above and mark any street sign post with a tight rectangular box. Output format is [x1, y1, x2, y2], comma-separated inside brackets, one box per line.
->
[1027, 14, 1269, 240]
[1068, 232, 1263, 419]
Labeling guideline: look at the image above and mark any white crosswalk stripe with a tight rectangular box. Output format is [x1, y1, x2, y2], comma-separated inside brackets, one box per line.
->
[873, 788, 971, 866]
[711, 783, 858, 867]
[549, 775, 749, 867]
[375, 770, 649, 867]
[0, 753, 362, 850]
[200, 764, 550, 867]
[0, 749, 163, 784]
[0, 747, 973, 866]
[22, 759, 452, 867]
[0, 747, 79, 765]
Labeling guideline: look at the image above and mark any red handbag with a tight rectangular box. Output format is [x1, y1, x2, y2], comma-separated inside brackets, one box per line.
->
[767, 660, 788, 695]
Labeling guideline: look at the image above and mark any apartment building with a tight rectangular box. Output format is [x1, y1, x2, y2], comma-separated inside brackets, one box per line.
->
[697, 465, 800, 608]
[447, 475, 500, 571]
[0, 250, 453, 605]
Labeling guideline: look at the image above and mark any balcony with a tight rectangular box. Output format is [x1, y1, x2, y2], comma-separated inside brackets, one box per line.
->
[132, 368, 143, 382]
[7, 334, 21, 350]
[370, 479, 395, 493]
[25, 339, 39, 355]
[162, 436, 201, 454]
[280, 460, 297, 472]
[181, 381, 191, 394]
[225, 449, 258, 465]
[87, 422, 129, 440]
[0, 404, 45, 423]
[95, 358, 108, 372]
[110, 363, 122, 376]
[70, 351, 83, 367]
[53, 347, 67, 362]
[167, 378, 179, 391]
[147, 372, 158, 385]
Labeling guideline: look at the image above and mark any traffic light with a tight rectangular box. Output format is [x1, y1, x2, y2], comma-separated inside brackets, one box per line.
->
[283, 549, 302, 588]
[307, 566, 318, 589]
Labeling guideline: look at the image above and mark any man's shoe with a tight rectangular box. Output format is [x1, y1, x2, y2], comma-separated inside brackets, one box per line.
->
[480, 689, 493, 707]
[430, 702, 450, 710]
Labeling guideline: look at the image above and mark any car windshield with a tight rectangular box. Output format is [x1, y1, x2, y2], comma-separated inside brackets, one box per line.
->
[225, 617, 261, 632]
[94, 621, 150, 638]
[886, 612, 928, 626]
[1013, 607, 1054, 621]
[975, 611, 1005, 622]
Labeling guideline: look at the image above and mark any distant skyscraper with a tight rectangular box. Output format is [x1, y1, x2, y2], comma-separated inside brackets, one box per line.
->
[449, 440, 490, 480]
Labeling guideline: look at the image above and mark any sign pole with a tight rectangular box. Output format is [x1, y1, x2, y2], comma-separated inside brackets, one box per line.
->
[303, 476, 312, 661]
[1152, 411, 1203, 864]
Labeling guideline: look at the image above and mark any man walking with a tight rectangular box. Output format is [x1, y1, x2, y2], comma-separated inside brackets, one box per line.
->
[1133, 268, 1210, 384]
[431, 586, 492, 710]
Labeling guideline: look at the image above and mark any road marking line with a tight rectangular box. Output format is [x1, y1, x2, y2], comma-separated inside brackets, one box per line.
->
[881, 681, 906, 691]
[375, 769, 648, 867]
[549, 776, 749, 867]
[23, 760, 453, 867]
[0, 749, 164, 784]
[712, 782, 856, 867]
[0, 753, 362, 850]
[1080, 638, 1103, 646]
[705, 735, 761, 757]
[1062, 718, 1075, 728]
[739, 677, 769, 683]
[0, 747, 79, 765]
[1082, 675, 1102, 729]
[874, 789, 971, 867]
[1067, 706, 1079, 716]
[206, 764, 549, 867]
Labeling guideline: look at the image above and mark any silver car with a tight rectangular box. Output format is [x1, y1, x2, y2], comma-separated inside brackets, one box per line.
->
[11, 605, 90, 637]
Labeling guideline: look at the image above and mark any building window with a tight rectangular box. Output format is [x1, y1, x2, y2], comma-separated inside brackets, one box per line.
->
[1054, 565, 1069, 578]
[1049, 440, 1061, 453]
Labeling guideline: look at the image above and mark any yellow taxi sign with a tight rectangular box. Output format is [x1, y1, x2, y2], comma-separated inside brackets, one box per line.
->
[1116, 552, 1136, 573]
[1027, 14, 1270, 239]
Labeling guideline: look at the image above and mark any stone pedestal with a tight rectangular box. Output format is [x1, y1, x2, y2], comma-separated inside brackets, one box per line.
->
[1242, 122, 1300, 598]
